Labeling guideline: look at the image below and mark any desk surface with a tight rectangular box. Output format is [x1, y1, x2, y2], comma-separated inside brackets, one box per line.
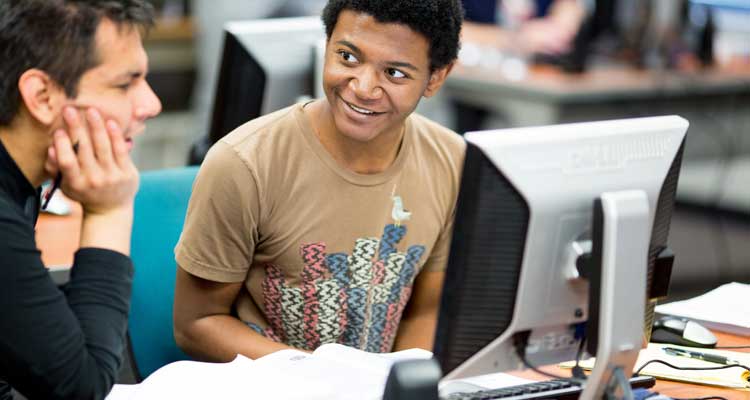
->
[448, 63, 750, 104]
[511, 331, 749, 399]
[653, 331, 750, 398]
[36, 197, 81, 268]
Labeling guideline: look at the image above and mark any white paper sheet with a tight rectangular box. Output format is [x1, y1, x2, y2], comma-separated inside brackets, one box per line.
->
[105, 344, 434, 400]
[655, 282, 750, 336]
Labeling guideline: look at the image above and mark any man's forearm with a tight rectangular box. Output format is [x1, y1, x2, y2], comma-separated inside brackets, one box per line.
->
[79, 206, 134, 255]
[392, 314, 438, 352]
[175, 315, 301, 362]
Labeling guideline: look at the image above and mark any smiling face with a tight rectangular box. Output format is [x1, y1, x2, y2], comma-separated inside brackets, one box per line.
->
[322, 10, 451, 145]
[66, 18, 162, 150]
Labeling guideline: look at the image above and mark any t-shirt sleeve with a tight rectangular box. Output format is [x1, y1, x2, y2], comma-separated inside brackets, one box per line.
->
[420, 124, 466, 272]
[421, 206, 456, 273]
[419, 127, 466, 274]
[175, 141, 261, 282]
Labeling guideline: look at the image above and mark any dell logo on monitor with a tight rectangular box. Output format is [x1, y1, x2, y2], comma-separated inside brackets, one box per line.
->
[567, 136, 673, 174]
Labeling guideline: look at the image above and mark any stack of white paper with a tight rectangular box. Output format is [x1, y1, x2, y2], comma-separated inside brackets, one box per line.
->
[106, 343, 532, 400]
[107, 353, 328, 400]
[655, 282, 750, 336]
[107, 344, 432, 400]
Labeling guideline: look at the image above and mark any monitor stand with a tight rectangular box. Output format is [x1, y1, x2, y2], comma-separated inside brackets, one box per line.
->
[580, 190, 651, 400]
[382, 359, 441, 400]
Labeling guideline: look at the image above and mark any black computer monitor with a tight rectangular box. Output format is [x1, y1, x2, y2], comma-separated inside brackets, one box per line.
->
[433, 116, 688, 397]
[188, 17, 325, 165]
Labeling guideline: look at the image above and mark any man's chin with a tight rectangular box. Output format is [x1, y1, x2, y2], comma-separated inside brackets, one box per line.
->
[338, 128, 381, 143]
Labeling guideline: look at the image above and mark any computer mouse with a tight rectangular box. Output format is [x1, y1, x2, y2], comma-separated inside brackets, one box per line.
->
[651, 316, 717, 348]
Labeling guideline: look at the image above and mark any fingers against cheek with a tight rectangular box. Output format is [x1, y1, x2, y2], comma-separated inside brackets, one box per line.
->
[44, 146, 59, 176]
[63, 106, 96, 171]
[107, 120, 130, 169]
[52, 130, 80, 180]
[86, 108, 114, 166]
[61, 107, 80, 144]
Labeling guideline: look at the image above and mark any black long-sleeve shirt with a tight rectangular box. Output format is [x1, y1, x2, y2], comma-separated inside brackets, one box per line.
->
[0, 139, 133, 400]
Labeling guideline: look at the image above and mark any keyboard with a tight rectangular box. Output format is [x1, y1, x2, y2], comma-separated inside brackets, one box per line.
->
[441, 375, 656, 400]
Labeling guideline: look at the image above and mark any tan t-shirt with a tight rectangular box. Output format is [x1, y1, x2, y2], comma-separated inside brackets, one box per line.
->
[175, 102, 465, 353]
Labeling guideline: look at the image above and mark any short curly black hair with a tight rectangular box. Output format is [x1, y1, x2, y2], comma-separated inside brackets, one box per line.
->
[321, 0, 463, 72]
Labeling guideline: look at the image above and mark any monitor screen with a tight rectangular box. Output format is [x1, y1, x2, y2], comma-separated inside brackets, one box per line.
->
[433, 116, 688, 385]
[189, 17, 325, 164]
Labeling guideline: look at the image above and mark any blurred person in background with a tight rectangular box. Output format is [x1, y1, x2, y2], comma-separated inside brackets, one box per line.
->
[462, 0, 586, 56]
[455, 0, 586, 133]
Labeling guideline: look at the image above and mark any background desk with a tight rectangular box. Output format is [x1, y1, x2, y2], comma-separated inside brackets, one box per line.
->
[445, 63, 750, 205]
[36, 198, 81, 284]
[446, 64, 750, 143]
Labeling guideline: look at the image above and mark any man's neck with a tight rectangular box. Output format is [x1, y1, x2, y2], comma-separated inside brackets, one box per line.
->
[307, 99, 404, 175]
[0, 119, 50, 188]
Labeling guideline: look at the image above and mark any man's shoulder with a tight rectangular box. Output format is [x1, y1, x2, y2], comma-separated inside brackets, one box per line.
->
[220, 104, 302, 148]
[407, 113, 466, 161]
[0, 194, 34, 245]
[206, 103, 306, 168]
[0, 194, 26, 225]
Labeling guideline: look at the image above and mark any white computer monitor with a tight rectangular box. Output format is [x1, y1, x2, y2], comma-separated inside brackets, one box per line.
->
[225, 17, 324, 114]
[433, 116, 688, 398]
[199, 17, 324, 154]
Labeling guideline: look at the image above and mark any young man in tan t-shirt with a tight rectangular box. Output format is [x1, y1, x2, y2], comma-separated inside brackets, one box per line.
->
[173, 0, 466, 361]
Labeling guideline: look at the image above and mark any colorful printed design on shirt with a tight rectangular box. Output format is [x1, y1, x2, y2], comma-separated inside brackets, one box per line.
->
[256, 224, 425, 353]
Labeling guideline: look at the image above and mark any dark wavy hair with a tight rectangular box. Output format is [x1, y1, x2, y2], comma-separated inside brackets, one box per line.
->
[0, 0, 155, 126]
[321, 0, 463, 72]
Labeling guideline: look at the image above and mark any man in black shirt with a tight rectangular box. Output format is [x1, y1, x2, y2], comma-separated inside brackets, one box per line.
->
[0, 1, 161, 399]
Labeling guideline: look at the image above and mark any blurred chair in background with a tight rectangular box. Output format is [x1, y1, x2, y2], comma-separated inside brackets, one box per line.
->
[128, 166, 199, 380]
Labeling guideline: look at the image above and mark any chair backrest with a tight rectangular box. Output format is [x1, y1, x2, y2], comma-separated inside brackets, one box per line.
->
[128, 166, 198, 380]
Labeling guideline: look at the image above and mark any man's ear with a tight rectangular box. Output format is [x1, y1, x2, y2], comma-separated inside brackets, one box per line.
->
[17, 69, 67, 126]
[423, 62, 455, 98]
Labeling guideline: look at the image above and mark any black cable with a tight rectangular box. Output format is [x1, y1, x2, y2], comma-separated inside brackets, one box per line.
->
[518, 349, 586, 383]
[634, 358, 750, 377]
[571, 337, 587, 380]
[714, 345, 750, 349]
[512, 332, 586, 385]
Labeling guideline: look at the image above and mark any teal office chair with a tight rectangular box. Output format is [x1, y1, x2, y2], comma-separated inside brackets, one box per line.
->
[128, 166, 198, 380]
